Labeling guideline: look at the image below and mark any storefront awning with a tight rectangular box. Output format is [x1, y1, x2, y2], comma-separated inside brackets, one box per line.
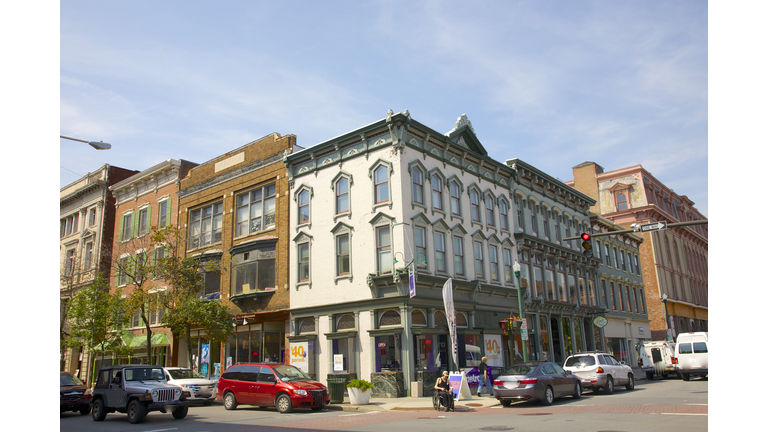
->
[121, 332, 171, 348]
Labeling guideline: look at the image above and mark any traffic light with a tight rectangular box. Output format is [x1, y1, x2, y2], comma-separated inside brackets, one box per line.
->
[580, 233, 593, 258]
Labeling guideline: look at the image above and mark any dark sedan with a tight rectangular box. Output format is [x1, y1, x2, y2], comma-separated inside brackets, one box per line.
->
[493, 362, 582, 406]
[60, 372, 92, 415]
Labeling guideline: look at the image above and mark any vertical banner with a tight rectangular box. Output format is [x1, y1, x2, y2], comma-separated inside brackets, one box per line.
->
[442, 278, 458, 368]
[409, 265, 416, 298]
[290, 342, 309, 373]
[333, 354, 344, 372]
[484, 335, 503, 367]
[201, 344, 210, 364]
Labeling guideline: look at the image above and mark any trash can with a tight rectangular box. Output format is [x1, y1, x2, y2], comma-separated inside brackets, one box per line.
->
[327, 377, 347, 404]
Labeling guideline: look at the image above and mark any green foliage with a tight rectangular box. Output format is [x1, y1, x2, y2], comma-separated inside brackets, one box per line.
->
[346, 379, 374, 391]
[65, 275, 128, 357]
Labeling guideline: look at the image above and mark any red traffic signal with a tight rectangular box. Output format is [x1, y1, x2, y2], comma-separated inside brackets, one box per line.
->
[581, 233, 593, 258]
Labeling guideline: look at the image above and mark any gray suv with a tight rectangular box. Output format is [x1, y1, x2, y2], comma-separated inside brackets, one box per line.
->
[563, 352, 635, 394]
[91, 365, 191, 424]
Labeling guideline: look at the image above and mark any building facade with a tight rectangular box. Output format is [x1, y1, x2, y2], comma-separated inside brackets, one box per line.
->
[176, 133, 298, 380]
[590, 213, 649, 366]
[107, 159, 198, 369]
[568, 162, 708, 341]
[60, 164, 138, 380]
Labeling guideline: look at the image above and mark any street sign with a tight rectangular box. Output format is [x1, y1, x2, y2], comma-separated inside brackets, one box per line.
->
[521, 329, 528, 340]
[521, 318, 528, 330]
[639, 221, 667, 233]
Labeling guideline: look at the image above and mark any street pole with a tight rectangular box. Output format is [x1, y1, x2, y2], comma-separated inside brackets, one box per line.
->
[513, 261, 528, 363]
[662, 293, 672, 341]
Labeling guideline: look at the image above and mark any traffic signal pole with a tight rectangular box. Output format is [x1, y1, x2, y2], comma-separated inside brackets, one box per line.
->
[563, 219, 708, 241]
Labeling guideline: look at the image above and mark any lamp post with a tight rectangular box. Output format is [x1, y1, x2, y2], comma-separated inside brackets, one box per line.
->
[662, 293, 672, 341]
[60, 135, 112, 150]
[513, 261, 528, 362]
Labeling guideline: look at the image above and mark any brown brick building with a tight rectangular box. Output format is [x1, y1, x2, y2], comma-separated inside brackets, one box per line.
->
[176, 133, 299, 378]
[567, 162, 708, 341]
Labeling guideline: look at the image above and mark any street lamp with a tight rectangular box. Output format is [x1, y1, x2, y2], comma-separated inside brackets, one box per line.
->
[662, 293, 672, 341]
[513, 261, 528, 362]
[60, 135, 112, 150]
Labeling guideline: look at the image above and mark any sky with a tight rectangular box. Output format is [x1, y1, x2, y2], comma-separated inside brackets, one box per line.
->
[58, 0, 709, 216]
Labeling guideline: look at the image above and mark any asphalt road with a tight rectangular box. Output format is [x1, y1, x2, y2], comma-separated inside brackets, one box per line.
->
[59, 376, 708, 432]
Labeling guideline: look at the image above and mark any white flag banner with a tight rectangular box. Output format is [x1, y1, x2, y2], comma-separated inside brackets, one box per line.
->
[442, 278, 458, 368]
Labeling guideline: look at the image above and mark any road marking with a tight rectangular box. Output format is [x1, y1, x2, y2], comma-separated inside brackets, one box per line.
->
[685, 403, 708, 406]
[143, 429, 178, 432]
[660, 413, 708, 416]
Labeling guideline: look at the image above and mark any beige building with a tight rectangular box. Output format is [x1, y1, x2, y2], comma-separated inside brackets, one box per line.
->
[567, 162, 707, 341]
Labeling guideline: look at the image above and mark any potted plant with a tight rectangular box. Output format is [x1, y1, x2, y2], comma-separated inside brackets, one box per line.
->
[346, 379, 374, 405]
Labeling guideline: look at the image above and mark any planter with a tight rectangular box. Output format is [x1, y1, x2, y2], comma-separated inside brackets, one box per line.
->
[347, 387, 371, 405]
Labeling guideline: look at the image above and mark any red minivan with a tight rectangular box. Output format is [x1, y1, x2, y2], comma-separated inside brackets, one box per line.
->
[216, 363, 330, 413]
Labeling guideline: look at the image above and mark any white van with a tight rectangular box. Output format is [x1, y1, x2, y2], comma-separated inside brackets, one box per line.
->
[674, 332, 708, 381]
[638, 341, 678, 380]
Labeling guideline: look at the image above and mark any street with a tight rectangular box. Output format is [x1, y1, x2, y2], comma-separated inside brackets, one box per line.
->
[60, 377, 708, 432]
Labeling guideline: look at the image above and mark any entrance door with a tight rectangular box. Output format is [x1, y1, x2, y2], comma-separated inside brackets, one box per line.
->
[550, 317, 563, 364]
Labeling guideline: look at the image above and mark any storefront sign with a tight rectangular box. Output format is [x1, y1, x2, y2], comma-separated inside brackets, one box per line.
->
[333, 354, 344, 372]
[201, 344, 210, 364]
[484, 335, 503, 367]
[290, 342, 309, 373]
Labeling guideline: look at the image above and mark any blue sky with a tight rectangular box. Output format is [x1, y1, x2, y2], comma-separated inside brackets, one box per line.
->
[60, 0, 708, 215]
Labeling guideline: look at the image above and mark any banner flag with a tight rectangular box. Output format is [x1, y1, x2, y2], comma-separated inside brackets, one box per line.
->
[442, 278, 458, 368]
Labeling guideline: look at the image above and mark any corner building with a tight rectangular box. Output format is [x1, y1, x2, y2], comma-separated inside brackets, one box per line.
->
[176, 133, 298, 379]
[567, 162, 708, 341]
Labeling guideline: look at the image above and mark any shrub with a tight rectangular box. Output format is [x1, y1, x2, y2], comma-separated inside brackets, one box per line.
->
[346, 379, 374, 391]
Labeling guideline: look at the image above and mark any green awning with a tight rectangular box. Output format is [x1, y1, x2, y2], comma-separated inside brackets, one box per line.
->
[122, 332, 171, 348]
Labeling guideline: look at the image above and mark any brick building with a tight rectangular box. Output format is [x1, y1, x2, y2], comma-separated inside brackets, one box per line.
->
[60, 164, 138, 379]
[107, 159, 198, 368]
[176, 133, 299, 379]
[567, 162, 707, 341]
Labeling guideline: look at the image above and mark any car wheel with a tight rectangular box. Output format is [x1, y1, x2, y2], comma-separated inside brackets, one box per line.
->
[541, 386, 554, 406]
[625, 374, 635, 390]
[573, 382, 582, 399]
[127, 400, 146, 424]
[172, 405, 188, 419]
[276, 394, 293, 414]
[500, 399, 512, 407]
[603, 376, 614, 395]
[681, 373, 690, 381]
[79, 405, 91, 415]
[224, 392, 238, 410]
[646, 371, 654, 380]
[91, 399, 107, 422]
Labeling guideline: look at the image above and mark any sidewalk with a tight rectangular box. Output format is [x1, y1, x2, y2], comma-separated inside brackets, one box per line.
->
[325, 393, 502, 412]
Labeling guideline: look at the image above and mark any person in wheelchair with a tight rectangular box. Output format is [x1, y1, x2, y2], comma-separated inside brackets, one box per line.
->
[433, 371, 455, 412]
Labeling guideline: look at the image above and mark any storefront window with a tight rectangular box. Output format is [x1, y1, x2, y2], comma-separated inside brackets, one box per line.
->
[332, 338, 354, 373]
[263, 330, 284, 363]
[459, 334, 481, 368]
[593, 323, 603, 351]
[539, 316, 550, 361]
[375, 335, 402, 372]
[573, 318, 583, 353]
[562, 317, 573, 357]
[526, 314, 538, 360]
[414, 334, 447, 371]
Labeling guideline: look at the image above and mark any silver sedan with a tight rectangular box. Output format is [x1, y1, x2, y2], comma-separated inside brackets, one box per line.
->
[493, 362, 582, 406]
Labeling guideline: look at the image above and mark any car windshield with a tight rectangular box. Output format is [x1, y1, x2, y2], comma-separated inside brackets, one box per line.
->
[125, 367, 165, 381]
[61, 373, 83, 386]
[272, 365, 311, 382]
[501, 365, 537, 376]
[565, 356, 596, 367]
[169, 369, 205, 380]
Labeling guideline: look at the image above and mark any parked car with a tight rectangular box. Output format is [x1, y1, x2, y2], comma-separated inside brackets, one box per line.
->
[493, 361, 582, 406]
[638, 340, 678, 380]
[216, 363, 330, 413]
[164, 367, 216, 405]
[90, 364, 191, 424]
[563, 352, 634, 394]
[675, 332, 708, 381]
[60, 372, 92, 415]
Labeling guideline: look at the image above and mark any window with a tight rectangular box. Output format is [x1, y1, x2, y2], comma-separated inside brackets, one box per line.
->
[336, 234, 350, 276]
[515, 197, 524, 230]
[450, 181, 461, 216]
[604, 243, 612, 267]
[84, 242, 93, 270]
[626, 285, 633, 312]
[610, 282, 617, 310]
[138, 207, 149, 237]
[470, 189, 481, 223]
[431, 174, 443, 211]
[298, 243, 310, 282]
[503, 248, 513, 284]
[594, 241, 602, 260]
[529, 202, 538, 233]
[158, 200, 169, 227]
[374, 165, 389, 204]
[634, 255, 640, 274]
[231, 245, 276, 295]
[118, 256, 129, 286]
[189, 202, 223, 249]
[485, 194, 495, 227]
[414, 226, 427, 270]
[473, 241, 485, 280]
[545, 257, 555, 300]
[633, 287, 640, 314]
[620, 250, 626, 271]
[121, 213, 133, 242]
[153, 247, 166, 279]
[489, 245, 499, 281]
[613, 248, 619, 269]
[298, 189, 310, 225]
[616, 193, 628, 211]
[601, 280, 608, 309]
[65, 249, 76, 276]
[412, 167, 424, 205]
[453, 236, 464, 276]
[618, 283, 625, 311]
[564, 218, 571, 242]
[434, 231, 446, 273]
[235, 185, 276, 237]
[554, 213, 561, 241]
[499, 199, 509, 231]
[336, 177, 349, 214]
[376, 226, 392, 275]
[557, 261, 567, 302]
[88, 208, 97, 226]
[542, 209, 549, 237]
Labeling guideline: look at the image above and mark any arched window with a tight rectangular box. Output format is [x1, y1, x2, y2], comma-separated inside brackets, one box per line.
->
[374, 165, 389, 203]
[412, 167, 424, 205]
[450, 181, 461, 216]
[434, 310, 447, 326]
[379, 310, 401, 327]
[499, 199, 509, 231]
[299, 318, 315, 334]
[298, 189, 310, 224]
[411, 309, 427, 326]
[485, 194, 495, 227]
[616, 193, 628, 211]
[431, 174, 443, 211]
[337, 314, 355, 330]
[470, 189, 481, 223]
[456, 312, 468, 327]
[336, 177, 349, 214]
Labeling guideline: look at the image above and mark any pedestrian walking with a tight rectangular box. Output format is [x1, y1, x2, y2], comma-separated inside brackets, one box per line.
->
[477, 357, 493, 396]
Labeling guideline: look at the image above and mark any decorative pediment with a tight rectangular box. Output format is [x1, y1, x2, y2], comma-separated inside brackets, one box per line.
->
[471, 229, 488, 241]
[609, 182, 632, 192]
[431, 218, 450, 232]
[80, 228, 94, 240]
[330, 221, 354, 235]
[410, 212, 431, 226]
[292, 231, 313, 243]
[368, 211, 396, 226]
[450, 222, 468, 235]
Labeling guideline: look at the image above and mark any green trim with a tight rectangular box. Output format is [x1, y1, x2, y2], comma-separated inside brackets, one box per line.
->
[324, 331, 357, 340]
[367, 327, 404, 337]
